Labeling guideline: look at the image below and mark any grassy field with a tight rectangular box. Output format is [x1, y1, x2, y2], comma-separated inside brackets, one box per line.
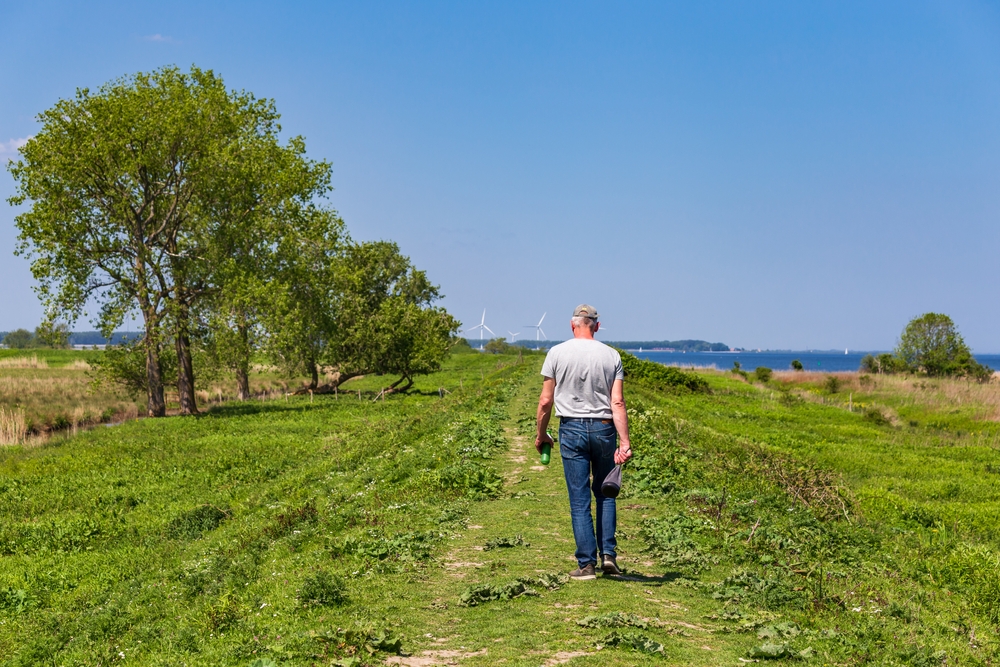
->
[0, 349, 370, 444]
[2, 352, 1000, 665]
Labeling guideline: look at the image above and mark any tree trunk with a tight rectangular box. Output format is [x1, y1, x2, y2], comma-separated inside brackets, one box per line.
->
[386, 375, 413, 394]
[175, 331, 197, 414]
[144, 331, 166, 417]
[235, 320, 251, 400]
[175, 304, 198, 415]
[292, 371, 361, 395]
[308, 359, 319, 390]
[135, 259, 166, 417]
[236, 366, 250, 400]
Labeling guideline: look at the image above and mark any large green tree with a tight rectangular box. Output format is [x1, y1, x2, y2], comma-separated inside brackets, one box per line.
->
[894, 313, 990, 380]
[9, 66, 328, 415]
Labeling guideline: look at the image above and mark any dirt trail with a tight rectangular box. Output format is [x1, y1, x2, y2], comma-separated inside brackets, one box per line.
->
[388, 371, 742, 666]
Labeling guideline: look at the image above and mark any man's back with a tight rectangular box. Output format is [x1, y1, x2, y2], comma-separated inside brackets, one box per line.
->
[540, 338, 623, 418]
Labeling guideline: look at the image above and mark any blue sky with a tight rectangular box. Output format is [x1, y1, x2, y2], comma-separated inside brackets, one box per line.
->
[2, 1, 999, 350]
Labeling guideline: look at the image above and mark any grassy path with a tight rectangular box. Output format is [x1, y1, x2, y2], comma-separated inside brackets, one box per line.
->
[386, 372, 749, 666]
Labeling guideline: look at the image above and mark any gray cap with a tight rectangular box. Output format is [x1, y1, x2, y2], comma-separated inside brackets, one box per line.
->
[573, 304, 599, 320]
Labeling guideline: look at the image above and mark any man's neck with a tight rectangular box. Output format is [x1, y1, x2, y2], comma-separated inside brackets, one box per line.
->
[573, 328, 596, 341]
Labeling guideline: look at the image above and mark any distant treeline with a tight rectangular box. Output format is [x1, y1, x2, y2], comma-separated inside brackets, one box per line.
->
[606, 340, 730, 352]
[0, 329, 139, 348]
[462, 338, 730, 352]
[68, 332, 138, 346]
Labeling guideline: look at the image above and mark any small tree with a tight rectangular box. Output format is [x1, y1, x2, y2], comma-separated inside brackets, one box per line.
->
[790, 359, 803, 371]
[894, 313, 989, 379]
[35, 322, 70, 348]
[3, 329, 35, 349]
[484, 338, 511, 354]
[754, 366, 773, 383]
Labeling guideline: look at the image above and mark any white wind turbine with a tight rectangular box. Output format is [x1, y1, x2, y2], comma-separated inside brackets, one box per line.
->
[465, 309, 496, 345]
[526, 312, 547, 341]
[508, 331, 521, 343]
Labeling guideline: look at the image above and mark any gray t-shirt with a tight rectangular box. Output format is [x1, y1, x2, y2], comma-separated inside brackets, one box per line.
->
[541, 339, 625, 418]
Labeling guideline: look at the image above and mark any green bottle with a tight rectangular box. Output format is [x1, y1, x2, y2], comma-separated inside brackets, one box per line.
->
[540, 432, 552, 465]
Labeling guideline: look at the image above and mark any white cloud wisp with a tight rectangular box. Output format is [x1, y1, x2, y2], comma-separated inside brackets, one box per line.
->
[0, 137, 30, 156]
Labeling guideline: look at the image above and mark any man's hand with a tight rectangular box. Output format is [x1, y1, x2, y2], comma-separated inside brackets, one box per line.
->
[535, 431, 554, 455]
[614, 441, 633, 465]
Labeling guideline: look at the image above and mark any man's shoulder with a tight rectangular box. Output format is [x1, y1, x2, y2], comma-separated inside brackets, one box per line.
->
[550, 339, 620, 358]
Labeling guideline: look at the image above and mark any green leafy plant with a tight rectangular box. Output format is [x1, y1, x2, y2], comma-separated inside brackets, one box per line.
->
[483, 535, 529, 550]
[166, 505, 229, 540]
[459, 573, 566, 607]
[597, 630, 665, 656]
[299, 570, 347, 606]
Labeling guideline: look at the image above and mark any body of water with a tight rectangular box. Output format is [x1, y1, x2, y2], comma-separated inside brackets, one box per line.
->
[631, 350, 1000, 373]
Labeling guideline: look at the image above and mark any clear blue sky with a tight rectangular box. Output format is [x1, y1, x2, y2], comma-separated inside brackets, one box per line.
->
[2, 1, 999, 351]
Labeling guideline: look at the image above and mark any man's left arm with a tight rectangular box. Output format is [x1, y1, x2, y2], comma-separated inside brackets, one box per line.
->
[611, 379, 632, 465]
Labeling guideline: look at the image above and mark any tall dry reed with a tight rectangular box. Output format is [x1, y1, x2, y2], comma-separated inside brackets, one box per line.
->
[0, 406, 28, 445]
[0, 355, 48, 369]
[774, 370, 1000, 422]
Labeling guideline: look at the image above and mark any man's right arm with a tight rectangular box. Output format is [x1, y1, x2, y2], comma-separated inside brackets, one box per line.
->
[611, 379, 632, 465]
[535, 377, 556, 454]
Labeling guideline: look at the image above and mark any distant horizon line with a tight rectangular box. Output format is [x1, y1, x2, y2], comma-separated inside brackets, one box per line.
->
[0, 330, 995, 356]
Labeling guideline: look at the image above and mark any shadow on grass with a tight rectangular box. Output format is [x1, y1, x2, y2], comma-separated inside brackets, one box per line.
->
[602, 571, 685, 585]
[200, 401, 338, 419]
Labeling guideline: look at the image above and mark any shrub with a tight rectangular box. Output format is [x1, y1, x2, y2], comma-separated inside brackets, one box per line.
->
[863, 407, 891, 427]
[860, 353, 906, 374]
[299, 570, 347, 606]
[618, 350, 708, 392]
[483, 337, 511, 354]
[790, 359, 803, 371]
[618, 350, 709, 392]
[824, 376, 840, 394]
[754, 367, 773, 383]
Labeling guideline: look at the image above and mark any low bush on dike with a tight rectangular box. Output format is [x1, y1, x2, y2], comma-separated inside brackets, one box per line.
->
[618, 349, 709, 393]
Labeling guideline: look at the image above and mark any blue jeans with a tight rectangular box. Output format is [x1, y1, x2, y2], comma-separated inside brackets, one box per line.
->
[559, 417, 618, 568]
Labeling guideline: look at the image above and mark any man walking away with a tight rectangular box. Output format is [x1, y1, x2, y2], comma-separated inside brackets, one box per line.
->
[536, 304, 633, 580]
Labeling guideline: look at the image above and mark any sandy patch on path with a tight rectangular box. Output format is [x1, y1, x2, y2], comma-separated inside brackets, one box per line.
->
[543, 651, 592, 665]
[386, 649, 487, 666]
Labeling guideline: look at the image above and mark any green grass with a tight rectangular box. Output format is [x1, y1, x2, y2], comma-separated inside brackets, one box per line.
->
[0, 348, 103, 367]
[2, 354, 1000, 665]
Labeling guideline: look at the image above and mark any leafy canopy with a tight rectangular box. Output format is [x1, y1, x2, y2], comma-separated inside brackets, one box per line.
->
[894, 313, 990, 380]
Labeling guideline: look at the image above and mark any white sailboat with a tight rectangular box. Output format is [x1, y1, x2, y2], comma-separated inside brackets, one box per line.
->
[845, 348, 848, 355]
